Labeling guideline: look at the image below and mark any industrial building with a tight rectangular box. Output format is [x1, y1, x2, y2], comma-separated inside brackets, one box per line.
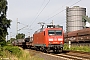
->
[66, 6, 86, 32]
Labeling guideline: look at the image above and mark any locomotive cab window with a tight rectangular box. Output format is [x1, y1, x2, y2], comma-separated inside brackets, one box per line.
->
[48, 30, 55, 35]
[48, 30, 62, 35]
[56, 30, 62, 35]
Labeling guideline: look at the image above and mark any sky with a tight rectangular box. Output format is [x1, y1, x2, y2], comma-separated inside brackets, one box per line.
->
[6, 0, 90, 40]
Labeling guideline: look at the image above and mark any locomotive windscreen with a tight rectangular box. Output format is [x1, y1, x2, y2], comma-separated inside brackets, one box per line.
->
[48, 30, 62, 35]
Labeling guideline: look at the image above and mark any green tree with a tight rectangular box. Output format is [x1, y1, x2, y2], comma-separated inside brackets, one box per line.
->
[7, 38, 16, 43]
[0, 0, 11, 46]
[16, 33, 25, 39]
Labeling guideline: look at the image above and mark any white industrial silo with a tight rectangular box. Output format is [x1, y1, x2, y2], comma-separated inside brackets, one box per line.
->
[66, 6, 86, 32]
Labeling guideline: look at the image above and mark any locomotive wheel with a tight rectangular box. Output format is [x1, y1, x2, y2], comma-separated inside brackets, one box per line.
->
[59, 47, 63, 52]
[27, 45, 30, 48]
[43, 48, 50, 53]
[53, 50, 60, 53]
[43, 49, 47, 53]
[46, 48, 50, 53]
[36, 47, 40, 51]
[40, 47, 44, 52]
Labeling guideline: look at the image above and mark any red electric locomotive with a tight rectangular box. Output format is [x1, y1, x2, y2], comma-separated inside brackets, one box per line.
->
[33, 25, 64, 53]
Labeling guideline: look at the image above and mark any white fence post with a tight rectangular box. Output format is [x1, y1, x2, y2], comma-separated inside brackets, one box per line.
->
[69, 40, 71, 48]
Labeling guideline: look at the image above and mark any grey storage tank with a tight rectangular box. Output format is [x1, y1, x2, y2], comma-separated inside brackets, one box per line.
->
[66, 6, 86, 32]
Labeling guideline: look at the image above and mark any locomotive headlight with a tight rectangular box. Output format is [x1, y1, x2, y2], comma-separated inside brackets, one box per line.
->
[49, 38, 53, 41]
[58, 38, 63, 41]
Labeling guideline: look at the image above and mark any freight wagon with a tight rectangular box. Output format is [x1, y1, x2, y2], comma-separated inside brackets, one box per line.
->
[64, 28, 90, 42]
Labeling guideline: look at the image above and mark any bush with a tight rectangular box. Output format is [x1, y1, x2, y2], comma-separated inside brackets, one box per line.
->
[64, 43, 90, 52]
[0, 45, 44, 60]
[3, 46, 22, 57]
[0, 46, 3, 56]
[0, 40, 6, 46]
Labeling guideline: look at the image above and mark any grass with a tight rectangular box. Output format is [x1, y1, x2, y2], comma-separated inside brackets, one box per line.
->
[64, 43, 90, 52]
[0, 49, 18, 60]
[3, 46, 22, 57]
[1, 43, 90, 60]
[0, 45, 44, 60]
[18, 49, 43, 60]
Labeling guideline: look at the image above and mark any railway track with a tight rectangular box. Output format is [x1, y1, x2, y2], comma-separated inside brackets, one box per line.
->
[46, 51, 90, 60]
[55, 51, 90, 60]
[26, 49, 90, 60]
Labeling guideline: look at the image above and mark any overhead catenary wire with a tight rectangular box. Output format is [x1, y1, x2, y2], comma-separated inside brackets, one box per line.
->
[30, 0, 82, 35]
[45, 0, 73, 20]
[70, 0, 81, 7]
[29, 0, 45, 27]
[30, 0, 50, 27]
[22, 0, 50, 35]
[26, 0, 45, 30]
[52, 0, 82, 25]
[43, 0, 82, 22]
[31, 0, 73, 30]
